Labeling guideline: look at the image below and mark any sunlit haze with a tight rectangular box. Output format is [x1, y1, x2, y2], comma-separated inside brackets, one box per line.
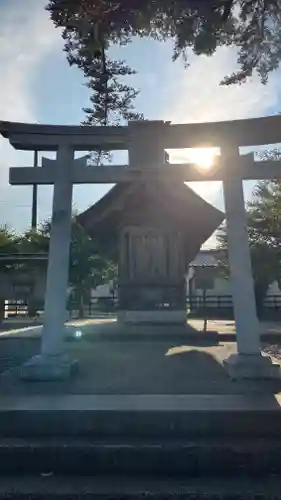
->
[186, 148, 219, 171]
[167, 147, 220, 171]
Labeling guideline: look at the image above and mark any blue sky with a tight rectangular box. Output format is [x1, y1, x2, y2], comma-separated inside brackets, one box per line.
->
[1, 0, 281, 248]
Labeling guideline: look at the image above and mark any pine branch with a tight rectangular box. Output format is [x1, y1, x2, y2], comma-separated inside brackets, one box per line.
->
[47, 0, 281, 118]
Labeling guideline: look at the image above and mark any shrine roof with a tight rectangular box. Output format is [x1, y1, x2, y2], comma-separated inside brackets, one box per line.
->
[78, 181, 224, 234]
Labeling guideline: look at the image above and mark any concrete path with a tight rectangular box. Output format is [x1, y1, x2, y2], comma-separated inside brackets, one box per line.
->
[0, 318, 116, 338]
[1, 334, 281, 395]
[0, 317, 280, 339]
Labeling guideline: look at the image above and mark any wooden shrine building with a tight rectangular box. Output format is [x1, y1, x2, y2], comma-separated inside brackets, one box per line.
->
[78, 180, 224, 324]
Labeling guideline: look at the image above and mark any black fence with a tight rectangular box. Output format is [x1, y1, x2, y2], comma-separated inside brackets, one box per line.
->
[3, 297, 118, 320]
[4, 294, 281, 320]
[187, 294, 281, 319]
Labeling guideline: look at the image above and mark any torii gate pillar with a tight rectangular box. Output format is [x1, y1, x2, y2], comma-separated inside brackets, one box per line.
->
[21, 145, 76, 380]
[222, 151, 279, 378]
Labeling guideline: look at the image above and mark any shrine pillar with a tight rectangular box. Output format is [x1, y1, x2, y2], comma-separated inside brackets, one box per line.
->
[222, 149, 280, 378]
[21, 144, 75, 380]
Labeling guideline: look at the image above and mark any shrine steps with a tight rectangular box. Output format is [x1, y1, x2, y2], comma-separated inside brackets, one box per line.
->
[0, 394, 281, 438]
[1, 475, 281, 499]
[1, 435, 281, 476]
[1, 395, 281, 498]
[1, 437, 281, 499]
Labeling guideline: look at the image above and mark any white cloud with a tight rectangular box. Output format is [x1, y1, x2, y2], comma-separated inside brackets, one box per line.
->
[0, 0, 61, 123]
[0, 0, 62, 230]
[167, 47, 279, 123]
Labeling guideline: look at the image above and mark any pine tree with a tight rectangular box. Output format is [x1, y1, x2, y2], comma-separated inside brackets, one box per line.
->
[47, 1, 281, 86]
[82, 55, 143, 165]
[47, 0, 144, 165]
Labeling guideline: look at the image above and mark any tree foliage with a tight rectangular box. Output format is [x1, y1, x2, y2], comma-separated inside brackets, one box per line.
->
[0, 225, 19, 275]
[68, 219, 116, 315]
[47, 0, 145, 165]
[35, 216, 117, 316]
[0, 218, 116, 318]
[217, 178, 281, 316]
[17, 228, 50, 254]
[0, 225, 17, 251]
[47, 0, 281, 142]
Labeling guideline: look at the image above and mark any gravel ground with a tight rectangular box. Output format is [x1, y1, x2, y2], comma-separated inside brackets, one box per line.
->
[0, 337, 40, 373]
[263, 344, 281, 360]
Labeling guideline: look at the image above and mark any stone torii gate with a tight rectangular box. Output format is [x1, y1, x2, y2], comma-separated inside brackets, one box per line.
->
[1, 117, 281, 381]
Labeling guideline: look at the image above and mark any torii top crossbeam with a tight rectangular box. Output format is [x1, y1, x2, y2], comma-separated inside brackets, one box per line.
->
[1, 114, 281, 150]
[1, 117, 281, 184]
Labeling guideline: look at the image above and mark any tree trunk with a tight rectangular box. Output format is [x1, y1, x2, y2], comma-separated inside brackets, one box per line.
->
[27, 299, 38, 318]
[78, 294, 84, 319]
[254, 283, 268, 319]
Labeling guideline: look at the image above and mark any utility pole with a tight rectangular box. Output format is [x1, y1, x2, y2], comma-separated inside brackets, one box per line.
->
[31, 150, 38, 230]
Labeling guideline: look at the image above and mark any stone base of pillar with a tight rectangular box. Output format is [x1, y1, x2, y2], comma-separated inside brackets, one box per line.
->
[224, 353, 281, 380]
[20, 353, 78, 381]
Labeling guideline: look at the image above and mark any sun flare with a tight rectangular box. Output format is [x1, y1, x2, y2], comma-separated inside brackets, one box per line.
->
[188, 148, 217, 170]
[166, 147, 219, 171]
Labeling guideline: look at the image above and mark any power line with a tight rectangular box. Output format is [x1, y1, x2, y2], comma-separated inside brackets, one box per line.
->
[0, 202, 35, 207]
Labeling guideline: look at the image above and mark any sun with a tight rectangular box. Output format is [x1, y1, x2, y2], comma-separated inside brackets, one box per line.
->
[188, 148, 217, 170]
[166, 147, 219, 171]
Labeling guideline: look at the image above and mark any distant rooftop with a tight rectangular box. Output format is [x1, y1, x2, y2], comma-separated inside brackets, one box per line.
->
[190, 249, 224, 268]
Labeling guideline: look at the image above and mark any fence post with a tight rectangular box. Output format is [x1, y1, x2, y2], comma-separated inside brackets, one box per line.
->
[203, 289, 207, 332]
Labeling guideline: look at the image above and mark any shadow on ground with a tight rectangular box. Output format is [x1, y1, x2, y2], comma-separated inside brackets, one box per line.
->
[82, 320, 221, 345]
[1, 335, 281, 396]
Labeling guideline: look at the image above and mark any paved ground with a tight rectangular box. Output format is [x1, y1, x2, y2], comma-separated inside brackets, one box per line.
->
[0, 318, 281, 396]
[193, 319, 281, 336]
[1, 317, 281, 336]
[0, 317, 245, 336]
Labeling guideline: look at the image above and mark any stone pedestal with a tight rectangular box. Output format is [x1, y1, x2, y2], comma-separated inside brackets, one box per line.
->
[224, 353, 281, 380]
[20, 353, 78, 381]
